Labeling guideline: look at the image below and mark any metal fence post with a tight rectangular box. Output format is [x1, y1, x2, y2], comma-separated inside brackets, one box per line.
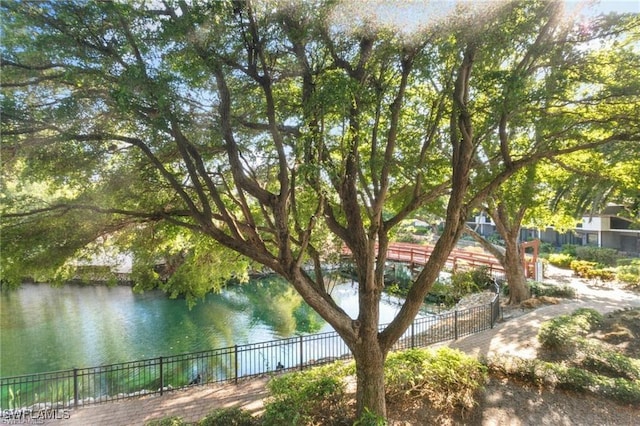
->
[73, 368, 79, 408]
[454, 310, 458, 340]
[490, 301, 495, 329]
[234, 345, 239, 384]
[159, 357, 164, 395]
[411, 322, 415, 349]
[299, 335, 304, 371]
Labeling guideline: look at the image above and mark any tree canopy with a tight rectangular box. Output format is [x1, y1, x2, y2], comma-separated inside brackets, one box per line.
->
[2, 0, 639, 418]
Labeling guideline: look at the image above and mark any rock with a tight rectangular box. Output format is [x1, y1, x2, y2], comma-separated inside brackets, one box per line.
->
[453, 292, 497, 311]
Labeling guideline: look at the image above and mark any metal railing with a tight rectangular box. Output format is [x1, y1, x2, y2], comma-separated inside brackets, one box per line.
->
[1, 294, 499, 412]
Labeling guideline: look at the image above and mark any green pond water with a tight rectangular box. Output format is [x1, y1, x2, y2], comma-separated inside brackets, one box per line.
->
[0, 276, 423, 377]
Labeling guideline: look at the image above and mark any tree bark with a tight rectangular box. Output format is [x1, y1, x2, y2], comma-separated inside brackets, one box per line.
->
[503, 234, 530, 304]
[353, 340, 387, 419]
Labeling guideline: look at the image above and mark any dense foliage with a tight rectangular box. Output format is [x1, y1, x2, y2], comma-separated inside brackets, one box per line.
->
[384, 347, 488, 411]
[263, 362, 351, 425]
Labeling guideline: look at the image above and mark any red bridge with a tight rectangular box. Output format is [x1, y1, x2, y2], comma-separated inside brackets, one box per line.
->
[384, 242, 505, 276]
[343, 241, 540, 278]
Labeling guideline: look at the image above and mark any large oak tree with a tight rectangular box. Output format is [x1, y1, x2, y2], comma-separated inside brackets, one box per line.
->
[2, 0, 638, 418]
[465, 30, 640, 303]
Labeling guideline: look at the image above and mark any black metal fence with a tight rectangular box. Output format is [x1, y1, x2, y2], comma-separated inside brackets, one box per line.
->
[1, 294, 499, 411]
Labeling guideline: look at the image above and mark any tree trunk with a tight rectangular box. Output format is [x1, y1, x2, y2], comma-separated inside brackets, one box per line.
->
[353, 340, 387, 420]
[504, 238, 530, 304]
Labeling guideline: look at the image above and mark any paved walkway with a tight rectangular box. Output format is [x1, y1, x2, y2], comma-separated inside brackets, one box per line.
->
[41, 269, 640, 425]
[39, 377, 270, 425]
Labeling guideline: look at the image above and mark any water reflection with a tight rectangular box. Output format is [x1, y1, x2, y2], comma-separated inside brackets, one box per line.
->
[1, 276, 414, 377]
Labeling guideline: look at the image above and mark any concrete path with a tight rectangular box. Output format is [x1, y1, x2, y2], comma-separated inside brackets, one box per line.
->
[39, 268, 640, 425]
[448, 269, 640, 360]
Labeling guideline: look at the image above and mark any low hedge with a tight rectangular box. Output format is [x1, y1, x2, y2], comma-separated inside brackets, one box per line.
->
[538, 308, 603, 350]
[570, 260, 615, 281]
[384, 347, 488, 411]
[616, 260, 640, 287]
[528, 281, 576, 298]
[575, 246, 619, 267]
[262, 362, 351, 426]
[487, 355, 640, 405]
[200, 408, 259, 426]
[576, 337, 640, 381]
[548, 253, 574, 268]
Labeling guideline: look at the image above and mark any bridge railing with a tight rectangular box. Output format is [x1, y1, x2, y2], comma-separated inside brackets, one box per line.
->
[384, 243, 505, 276]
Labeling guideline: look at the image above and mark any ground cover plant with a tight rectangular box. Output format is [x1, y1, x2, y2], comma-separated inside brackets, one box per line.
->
[384, 347, 487, 413]
[616, 259, 640, 288]
[547, 253, 574, 268]
[547, 245, 640, 287]
[145, 408, 259, 426]
[261, 362, 351, 426]
[488, 308, 640, 405]
[261, 347, 488, 424]
[501, 280, 576, 301]
[199, 407, 260, 426]
[537, 308, 603, 351]
[527, 281, 576, 299]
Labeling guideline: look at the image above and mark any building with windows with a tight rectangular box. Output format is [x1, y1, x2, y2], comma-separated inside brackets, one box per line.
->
[467, 206, 640, 254]
[571, 206, 640, 253]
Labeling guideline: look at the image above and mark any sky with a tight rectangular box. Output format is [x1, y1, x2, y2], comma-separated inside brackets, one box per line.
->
[569, 0, 640, 14]
[331, 0, 639, 35]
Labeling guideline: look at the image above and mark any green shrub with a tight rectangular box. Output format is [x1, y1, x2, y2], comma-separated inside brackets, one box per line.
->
[616, 258, 636, 267]
[571, 260, 616, 281]
[540, 242, 556, 254]
[561, 244, 578, 256]
[450, 270, 482, 295]
[199, 408, 258, 426]
[449, 267, 493, 296]
[570, 260, 598, 278]
[548, 253, 574, 268]
[487, 355, 640, 404]
[394, 226, 421, 243]
[146, 417, 185, 426]
[384, 347, 487, 411]
[262, 362, 349, 426]
[425, 280, 457, 306]
[470, 266, 494, 290]
[486, 234, 505, 246]
[575, 246, 619, 266]
[528, 281, 576, 298]
[575, 338, 640, 381]
[616, 261, 640, 287]
[538, 308, 602, 350]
